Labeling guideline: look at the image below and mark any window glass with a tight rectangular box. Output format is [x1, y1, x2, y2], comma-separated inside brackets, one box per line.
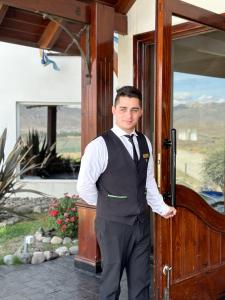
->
[19, 104, 81, 180]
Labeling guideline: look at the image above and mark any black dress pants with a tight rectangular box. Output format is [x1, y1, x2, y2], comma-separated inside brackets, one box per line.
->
[95, 216, 151, 300]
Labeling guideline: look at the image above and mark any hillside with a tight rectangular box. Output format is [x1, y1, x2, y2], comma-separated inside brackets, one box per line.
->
[20, 105, 81, 134]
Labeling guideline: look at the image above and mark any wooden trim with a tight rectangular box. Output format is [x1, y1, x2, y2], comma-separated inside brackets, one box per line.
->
[1, 0, 90, 23]
[171, 0, 225, 31]
[176, 185, 225, 233]
[113, 49, 118, 76]
[38, 20, 63, 49]
[115, 0, 136, 14]
[0, 4, 8, 25]
[114, 12, 127, 35]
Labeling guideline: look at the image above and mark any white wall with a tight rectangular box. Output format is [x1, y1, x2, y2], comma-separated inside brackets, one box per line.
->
[118, 0, 225, 86]
[0, 42, 81, 197]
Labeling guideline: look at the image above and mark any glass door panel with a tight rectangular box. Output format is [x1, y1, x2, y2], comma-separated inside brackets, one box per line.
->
[172, 17, 225, 212]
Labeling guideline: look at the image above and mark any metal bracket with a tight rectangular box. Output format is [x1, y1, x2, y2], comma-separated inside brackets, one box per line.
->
[42, 13, 91, 83]
[163, 192, 172, 202]
[163, 138, 172, 149]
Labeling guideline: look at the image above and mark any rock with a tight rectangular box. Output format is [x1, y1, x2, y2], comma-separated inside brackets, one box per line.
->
[13, 205, 33, 214]
[69, 246, 78, 255]
[18, 253, 32, 264]
[42, 237, 51, 244]
[31, 252, 45, 264]
[0, 222, 7, 227]
[63, 237, 72, 245]
[51, 236, 63, 245]
[3, 216, 21, 226]
[34, 232, 43, 242]
[72, 239, 78, 246]
[33, 206, 42, 213]
[44, 251, 59, 261]
[3, 255, 14, 265]
[55, 246, 69, 257]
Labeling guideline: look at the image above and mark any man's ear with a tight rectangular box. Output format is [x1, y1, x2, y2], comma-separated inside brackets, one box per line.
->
[112, 105, 116, 114]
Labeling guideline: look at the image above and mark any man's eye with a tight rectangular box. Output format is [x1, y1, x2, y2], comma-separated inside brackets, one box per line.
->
[120, 108, 127, 112]
[131, 109, 139, 112]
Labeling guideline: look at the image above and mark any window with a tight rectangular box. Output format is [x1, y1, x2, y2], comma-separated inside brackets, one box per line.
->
[19, 103, 81, 180]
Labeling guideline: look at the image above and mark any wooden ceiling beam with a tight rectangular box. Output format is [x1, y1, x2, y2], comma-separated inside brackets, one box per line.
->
[115, 0, 136, 14]
[115, 12, 127, 35]
[0, 4, 8, 25]
[38, 20, 63, 49]
[0, 0, 90, 23]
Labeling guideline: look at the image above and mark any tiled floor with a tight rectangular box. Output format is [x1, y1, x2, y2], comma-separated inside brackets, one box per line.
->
[0, 256, 128, 300]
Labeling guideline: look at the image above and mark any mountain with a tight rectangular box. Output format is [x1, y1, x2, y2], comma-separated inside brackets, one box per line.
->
[174, 102, 225, 130]
[20, 105, 81, 134]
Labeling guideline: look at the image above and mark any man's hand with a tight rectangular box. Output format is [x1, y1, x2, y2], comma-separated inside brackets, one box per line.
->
[162, 206, 177, 219]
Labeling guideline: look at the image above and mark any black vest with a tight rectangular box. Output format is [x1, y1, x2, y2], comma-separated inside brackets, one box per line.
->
[96, 130, 150, 225]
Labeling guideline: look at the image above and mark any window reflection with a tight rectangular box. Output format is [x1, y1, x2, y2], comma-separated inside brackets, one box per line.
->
[173, 30, 225, 213]
[19, 104, 81, 180]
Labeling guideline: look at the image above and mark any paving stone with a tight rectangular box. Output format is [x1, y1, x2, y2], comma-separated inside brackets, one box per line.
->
[0, 256, 128, 300]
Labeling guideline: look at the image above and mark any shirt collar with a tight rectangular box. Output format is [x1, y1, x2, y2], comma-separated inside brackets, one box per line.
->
[111, 124, 138, 138]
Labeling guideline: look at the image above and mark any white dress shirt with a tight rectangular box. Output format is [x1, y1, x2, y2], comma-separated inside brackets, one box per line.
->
[77, 124, 170, 216]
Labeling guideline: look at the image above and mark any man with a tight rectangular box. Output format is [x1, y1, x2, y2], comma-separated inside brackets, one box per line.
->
[77, 86, 176, 300]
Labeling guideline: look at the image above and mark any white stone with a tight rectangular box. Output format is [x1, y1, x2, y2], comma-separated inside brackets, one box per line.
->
[63, 237, 72, 245]
[72, 239, 78, 245]
[43, 251, 51, 261]
[51, 236, 63, 245]
[33, 206, 42, 213]
[55, 246, 69, 257]
[44, 251, 59, 261]
[3, 255, 14, 265]
[34, 232, 43, 242]
[14, 205, 33, 214]
[42, 237, 51, 243]
[25, 235, 34, 244]
[31, 252, 45, 264]
[69, 246, 78, 255]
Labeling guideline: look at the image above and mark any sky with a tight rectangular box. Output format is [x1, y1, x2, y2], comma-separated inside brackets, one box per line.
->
[173, 72, 225, 106]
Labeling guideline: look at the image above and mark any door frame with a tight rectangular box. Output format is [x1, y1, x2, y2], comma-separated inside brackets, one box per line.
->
[133, 1, 225, 298]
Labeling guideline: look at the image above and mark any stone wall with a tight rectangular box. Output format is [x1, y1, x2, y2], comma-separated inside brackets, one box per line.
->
[0, 196, 52, 226]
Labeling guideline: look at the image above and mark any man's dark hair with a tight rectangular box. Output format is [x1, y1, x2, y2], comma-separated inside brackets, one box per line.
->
[114, 86, 142, 106]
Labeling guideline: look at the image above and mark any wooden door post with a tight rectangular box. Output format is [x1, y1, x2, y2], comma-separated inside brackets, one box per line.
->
[74, 2, 114, 273]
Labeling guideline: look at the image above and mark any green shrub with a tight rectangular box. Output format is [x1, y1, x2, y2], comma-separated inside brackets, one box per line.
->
[0, 256, 4, 265]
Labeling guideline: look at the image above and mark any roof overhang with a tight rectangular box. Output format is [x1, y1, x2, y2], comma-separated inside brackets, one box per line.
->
[0, 0, 134, 55]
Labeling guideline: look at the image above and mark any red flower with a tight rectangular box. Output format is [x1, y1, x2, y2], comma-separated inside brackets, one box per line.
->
[61, 224, 67, 232]
[70, 216, 75, 222]
[64, 213, 69, 217]
[56, 219, 62, 225]
[65, 218, 70, 223]
[71, 207, 77, 212]
[49, 210, 59, 217]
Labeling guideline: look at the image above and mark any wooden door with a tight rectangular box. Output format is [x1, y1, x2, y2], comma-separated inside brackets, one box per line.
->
[155, 1, 225, 299]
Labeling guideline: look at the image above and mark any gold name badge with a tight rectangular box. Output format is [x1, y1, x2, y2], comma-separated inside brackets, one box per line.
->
[143, 153, 149, 159]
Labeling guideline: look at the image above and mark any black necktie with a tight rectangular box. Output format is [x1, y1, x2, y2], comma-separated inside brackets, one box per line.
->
[124, 134, 138, 166]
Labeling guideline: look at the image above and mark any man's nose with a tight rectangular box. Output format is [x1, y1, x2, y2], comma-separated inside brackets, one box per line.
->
[125, 110, 132, 117]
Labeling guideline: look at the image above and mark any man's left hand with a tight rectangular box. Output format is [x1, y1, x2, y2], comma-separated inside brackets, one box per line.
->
[162, 206, 177, 219]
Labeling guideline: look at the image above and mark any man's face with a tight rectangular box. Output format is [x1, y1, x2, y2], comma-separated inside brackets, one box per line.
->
[112, 96, 142, 133]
